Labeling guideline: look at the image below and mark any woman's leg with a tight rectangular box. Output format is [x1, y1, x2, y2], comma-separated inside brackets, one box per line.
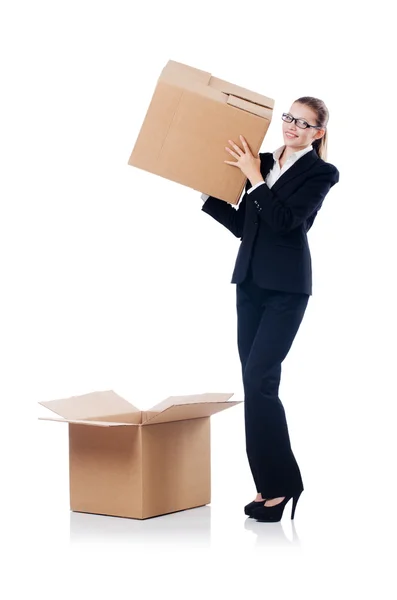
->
[236, 280, 262, 374]
[236, 279, 265, 497]
[243, 287, 310, 499]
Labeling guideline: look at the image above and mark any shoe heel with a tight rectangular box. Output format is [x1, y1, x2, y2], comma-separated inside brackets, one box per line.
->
[291, 491, 302, 520]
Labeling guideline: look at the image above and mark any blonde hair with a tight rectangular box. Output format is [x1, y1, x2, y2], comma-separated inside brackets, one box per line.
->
[294, 96, 329, 161]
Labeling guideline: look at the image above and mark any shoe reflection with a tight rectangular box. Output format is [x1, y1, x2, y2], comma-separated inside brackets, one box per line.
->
[244, 517, 301, 547]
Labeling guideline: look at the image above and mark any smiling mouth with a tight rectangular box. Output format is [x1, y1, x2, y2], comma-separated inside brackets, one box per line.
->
[285, 131, 298, 138]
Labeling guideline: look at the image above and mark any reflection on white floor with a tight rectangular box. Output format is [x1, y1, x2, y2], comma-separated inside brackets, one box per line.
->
[69, 506, 212, 546]
[244, 517, 301, 547]
[68, 503, 301, 549]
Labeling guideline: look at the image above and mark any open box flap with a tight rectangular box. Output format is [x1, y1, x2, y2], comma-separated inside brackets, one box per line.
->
[143, 400, 241, 425]
[143, 393, 237, 425]
[149, 392, 234, 413]
[39, 390, 140, 421]
[38, 416, 134, 427]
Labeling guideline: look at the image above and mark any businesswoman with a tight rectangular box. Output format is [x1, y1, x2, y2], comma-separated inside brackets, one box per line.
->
[201, 97, 339, 522]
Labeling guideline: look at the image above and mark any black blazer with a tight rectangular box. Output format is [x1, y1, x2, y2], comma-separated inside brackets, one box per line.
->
[202, 149, 339, 295]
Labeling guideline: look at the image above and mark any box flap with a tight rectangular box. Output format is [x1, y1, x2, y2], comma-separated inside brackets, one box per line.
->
[39, 417, 134, 427]
[149, 392, 234, 413]
[39, 390, 140, 421]
[227, 95, 273, 120]
[159, 62, 274, 112]
[209, 76, 274, 109]
[143, 400, 240, 425]
[160, 59, 212, 87]
[143, 393, 238, 425]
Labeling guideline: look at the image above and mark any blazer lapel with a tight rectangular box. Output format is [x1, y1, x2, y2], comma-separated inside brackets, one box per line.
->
[259, 152, 274, 180]
[244, 153, 273, 193]
[271, 149, 319, 194]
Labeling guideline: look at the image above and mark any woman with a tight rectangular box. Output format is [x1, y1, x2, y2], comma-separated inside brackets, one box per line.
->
[201, 97, 339, 522]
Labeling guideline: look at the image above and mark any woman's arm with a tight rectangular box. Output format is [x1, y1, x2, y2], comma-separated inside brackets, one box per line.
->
[201, 187, 248, 238]
[248, 165, 340, 234]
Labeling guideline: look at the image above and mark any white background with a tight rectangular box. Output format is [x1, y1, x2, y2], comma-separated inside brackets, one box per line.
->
[1, 0, 396, 597]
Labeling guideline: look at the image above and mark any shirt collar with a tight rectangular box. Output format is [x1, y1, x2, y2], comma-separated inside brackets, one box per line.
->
[273, 144, 313, 162]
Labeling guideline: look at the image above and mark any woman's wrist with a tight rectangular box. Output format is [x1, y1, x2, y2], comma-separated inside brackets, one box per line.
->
[248, 173, 264, 187]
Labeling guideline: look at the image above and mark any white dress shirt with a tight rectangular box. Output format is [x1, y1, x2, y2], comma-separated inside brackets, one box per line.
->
[200, 144, 313, 202]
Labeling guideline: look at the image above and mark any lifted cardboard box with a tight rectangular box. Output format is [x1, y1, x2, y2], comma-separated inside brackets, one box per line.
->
[128, 60, 274, 204]
[39, 390, 240, 519]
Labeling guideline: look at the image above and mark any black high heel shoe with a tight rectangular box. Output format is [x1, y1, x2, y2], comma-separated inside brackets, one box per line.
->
[244, 499, 267, 517]
[251, 491, 302, 522]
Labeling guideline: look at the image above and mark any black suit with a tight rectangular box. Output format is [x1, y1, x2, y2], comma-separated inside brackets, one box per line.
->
[202, 149, 339, 499]
[202, 149, 339, 295]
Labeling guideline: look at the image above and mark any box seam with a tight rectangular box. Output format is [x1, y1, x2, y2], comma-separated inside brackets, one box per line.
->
[140, 426, 144, 519]
[156, 89, 185, 162]
[228, 93, 273, 110]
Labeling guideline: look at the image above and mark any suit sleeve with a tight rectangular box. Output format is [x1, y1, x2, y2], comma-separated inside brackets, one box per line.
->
[248, 165, 340, 234]
[201, 182, 249, 238]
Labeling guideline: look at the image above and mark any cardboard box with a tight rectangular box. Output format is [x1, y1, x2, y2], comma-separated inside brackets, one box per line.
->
[128, 60, 275, 204]
[39, 390, 240, 519]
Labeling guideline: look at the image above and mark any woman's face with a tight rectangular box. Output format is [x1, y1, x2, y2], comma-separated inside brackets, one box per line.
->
[282, 102, 325, 151]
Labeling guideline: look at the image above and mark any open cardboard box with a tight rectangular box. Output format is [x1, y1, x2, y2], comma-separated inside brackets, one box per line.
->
[39, 390, 241, 519]
[128, 59, 275, 204]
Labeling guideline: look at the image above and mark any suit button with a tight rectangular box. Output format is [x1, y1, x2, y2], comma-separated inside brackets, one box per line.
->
[254, 221, 258, 225]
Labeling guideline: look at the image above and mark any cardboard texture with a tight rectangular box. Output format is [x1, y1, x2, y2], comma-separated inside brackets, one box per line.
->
[128, 60, 275, 204]
[39, 390, 240, 519]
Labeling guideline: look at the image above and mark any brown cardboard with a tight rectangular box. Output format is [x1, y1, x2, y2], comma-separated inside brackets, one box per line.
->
[39, 390, 240, 519]
[128, 60, 275, 204]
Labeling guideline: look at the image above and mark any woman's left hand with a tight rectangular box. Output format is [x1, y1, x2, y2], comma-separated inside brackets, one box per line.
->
[224, 135, 262, 183]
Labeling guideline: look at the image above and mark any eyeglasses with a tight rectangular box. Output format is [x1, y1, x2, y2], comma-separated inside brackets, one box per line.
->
[282, 112, 323, 130]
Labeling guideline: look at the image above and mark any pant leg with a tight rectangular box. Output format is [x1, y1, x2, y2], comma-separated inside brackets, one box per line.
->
[236, 279, 263, 374]
[236, 278, 265, 493]
[242, 287, 310, 498]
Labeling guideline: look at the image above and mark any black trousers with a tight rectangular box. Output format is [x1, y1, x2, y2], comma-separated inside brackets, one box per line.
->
[236, 264, 310, 498]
